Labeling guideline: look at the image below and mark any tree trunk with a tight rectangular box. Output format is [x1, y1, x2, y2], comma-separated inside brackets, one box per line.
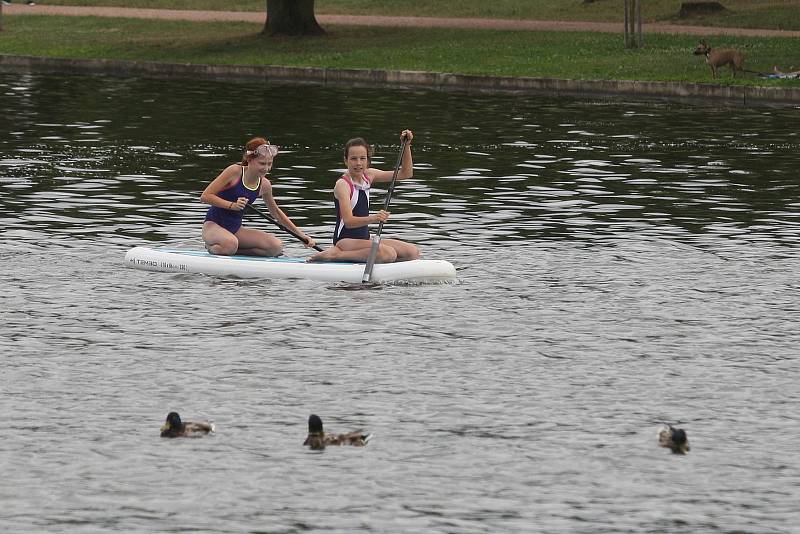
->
[623, 0, 642, 49]
[637, 0, 642, 47]
[262, 0, 325, 36]
[624, 0, 630, 47]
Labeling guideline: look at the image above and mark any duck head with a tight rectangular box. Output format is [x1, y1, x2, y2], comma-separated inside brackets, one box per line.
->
[659, 424, 690, 454]
[305, 414, 326, 450]
[670, 428, 690, 454]
[161, 412, 184, 435]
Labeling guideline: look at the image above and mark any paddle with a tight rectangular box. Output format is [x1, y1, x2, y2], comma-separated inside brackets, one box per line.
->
[245, 203, 323, 252]
[362, 135, 410, 283]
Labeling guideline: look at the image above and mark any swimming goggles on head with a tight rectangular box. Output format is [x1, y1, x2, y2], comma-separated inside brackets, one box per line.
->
[246, 144, 280, 158]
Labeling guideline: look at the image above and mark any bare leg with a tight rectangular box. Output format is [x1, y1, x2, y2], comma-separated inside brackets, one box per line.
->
[309, 238, 396, 263]
[308, 245, 342, 262]
[381, 238, 420, 261]
[203, 221, 239, 256]
[235, 227, 283, 257]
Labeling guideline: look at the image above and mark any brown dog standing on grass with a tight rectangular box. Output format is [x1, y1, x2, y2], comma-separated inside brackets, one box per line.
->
[693, 41, 745, 78]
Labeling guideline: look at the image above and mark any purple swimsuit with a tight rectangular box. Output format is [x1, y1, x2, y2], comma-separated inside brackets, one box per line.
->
[205, 166, 261, 233]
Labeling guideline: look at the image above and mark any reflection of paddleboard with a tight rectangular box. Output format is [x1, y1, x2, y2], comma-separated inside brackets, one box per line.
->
[124, 247, 457, 284]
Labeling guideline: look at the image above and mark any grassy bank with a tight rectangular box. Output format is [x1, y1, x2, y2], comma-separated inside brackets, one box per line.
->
[1, 15, 798, 85]
[26, 0, 800, 30]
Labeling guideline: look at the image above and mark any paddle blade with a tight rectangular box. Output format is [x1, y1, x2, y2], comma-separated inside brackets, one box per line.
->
[361, 235, 382, 283]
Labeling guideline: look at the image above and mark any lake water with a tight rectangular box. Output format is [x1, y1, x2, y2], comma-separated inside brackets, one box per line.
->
[1, 72, 799, 533]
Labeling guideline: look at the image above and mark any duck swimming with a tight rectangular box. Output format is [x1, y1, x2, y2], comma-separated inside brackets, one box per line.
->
[658, 424, 689, 454]
[303, 414, 371, 450]
[160, 412, 215, 438]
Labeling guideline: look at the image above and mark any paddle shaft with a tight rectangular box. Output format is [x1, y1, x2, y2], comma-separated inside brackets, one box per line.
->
[245, 203, 323, 252]
[362, 136, 410, 283]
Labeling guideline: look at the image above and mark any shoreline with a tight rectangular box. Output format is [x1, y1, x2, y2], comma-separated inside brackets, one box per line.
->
[2, 54, 798, 106]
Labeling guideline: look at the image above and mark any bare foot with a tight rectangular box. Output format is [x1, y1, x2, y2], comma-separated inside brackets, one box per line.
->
[308, 247, 340, 262]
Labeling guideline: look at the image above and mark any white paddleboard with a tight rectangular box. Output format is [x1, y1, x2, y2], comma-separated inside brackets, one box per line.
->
[124, 247, 457, 284]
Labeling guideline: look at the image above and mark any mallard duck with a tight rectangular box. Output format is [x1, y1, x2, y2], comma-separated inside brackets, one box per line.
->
[658, 424, 689, 454]
[303, 414, 371, 450]
[160, 412, 214, 438]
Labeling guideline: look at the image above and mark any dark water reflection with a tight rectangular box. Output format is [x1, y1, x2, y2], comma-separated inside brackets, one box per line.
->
[1, 73, 799, 533]
[4, 73, 799, 250]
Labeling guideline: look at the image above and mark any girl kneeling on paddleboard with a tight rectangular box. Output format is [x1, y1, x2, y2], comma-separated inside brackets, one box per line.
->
[310, 130, 419, 263]
[201, 137, 316, 256]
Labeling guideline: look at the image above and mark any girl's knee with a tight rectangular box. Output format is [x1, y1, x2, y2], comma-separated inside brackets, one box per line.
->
[210, 237, 238, 256]
[264, 235, 283, 256]
[378, 246, 397, 263]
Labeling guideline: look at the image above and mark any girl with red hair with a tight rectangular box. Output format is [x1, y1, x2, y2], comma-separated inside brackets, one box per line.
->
[200, 137, 316, 256]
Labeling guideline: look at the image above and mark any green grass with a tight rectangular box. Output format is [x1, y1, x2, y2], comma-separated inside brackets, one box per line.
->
[16, 0, 800, 30]
[1, 15, 798, 86]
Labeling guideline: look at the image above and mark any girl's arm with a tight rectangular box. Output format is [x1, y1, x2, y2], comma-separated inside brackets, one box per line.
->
[261, 180, 316, 247]
[200, 165, 239, 209]
[334, 179, 388, 229]
[369, 130, 414, 183]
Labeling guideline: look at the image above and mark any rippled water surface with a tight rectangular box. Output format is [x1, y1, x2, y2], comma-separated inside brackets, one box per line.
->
[2, 73, 799, 533]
